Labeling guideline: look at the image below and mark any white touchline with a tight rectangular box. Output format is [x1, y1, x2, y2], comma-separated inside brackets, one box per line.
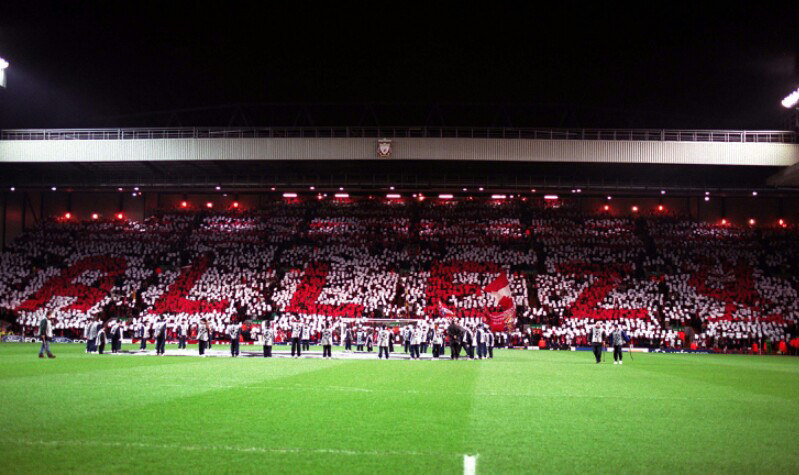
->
[464, 454, 478, 475]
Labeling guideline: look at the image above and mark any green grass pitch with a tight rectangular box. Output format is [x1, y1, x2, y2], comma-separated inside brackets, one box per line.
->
[1, 343, 798, 474]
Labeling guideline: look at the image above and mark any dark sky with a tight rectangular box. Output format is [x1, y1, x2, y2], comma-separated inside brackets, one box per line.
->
[0, 1, 797, 129]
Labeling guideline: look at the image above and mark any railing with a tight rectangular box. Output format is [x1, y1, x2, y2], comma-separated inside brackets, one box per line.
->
[1, 127, 796, 143]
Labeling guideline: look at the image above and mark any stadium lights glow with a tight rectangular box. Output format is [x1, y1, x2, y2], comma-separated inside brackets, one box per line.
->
[660, 190, 666, 195]
[132, 192, 137, 197]
[439, 194, 454, 200]
[631, 206, 639, 212]
[51, 186, 57, 191]
[530, 189, 536, 193]
[749, 218, 756, 225]
[479, 187, 484, 191]
[334, 193, 349, 198]
[779, 219, 785, 226]
[576, 189, 582, 193]
[657, 205, 665, 212]
[491, 194, 507, 200]
[232, 201, 240, 208]
[386, 193, 401, 199]
[206, 202, 213, 208]
[606, 196, 612, 200]
[91, 213, 99, 220]
[721, 219, 728, 225]
[462, 188, 468, 192]
[9, 187, 15, 192]
[603, 205, 610, 211]
[0, 57, 7, 88]
[64, 212, 71, 219]
[544, 195, 559, 200]
[282, 193, 297, 198]
[116, 213, 123, 220]
[752, 191, 758, 196]
[782, 87, 799, 108]
[118, 187, 123, 192]
[309, 186, 315, 190]
[180, 201, 188, 208]
[134, 187, 139, 191]
[270, 187, 276, 191]
[704, 196, 710, 202]
[216, 186, 221, 191]
[705, 191, 710, 196]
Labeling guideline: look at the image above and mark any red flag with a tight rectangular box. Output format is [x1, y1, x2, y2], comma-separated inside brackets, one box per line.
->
[483, 272, 516, 332]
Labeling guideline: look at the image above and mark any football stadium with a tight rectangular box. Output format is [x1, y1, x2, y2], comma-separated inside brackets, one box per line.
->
[1, 5, 799, 474]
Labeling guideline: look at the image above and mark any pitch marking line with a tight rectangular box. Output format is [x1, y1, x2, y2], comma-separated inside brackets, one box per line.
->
[464, 454, 478, 475]
[5, 438, 456, 459]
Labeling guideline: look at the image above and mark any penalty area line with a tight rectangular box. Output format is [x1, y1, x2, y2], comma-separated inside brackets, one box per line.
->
[464, 454, 478, 475]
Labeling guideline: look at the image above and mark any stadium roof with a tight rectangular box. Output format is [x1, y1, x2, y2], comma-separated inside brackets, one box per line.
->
[0, 126, 797, 194]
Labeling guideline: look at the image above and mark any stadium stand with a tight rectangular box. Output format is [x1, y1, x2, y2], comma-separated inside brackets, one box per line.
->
[1, 198, 797, 352]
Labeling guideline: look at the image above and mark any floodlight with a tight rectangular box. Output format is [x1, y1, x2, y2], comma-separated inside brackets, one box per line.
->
[782, 87, 799, 108]
[386, 194, 401, 199]
[334, 193, 349, 198]
[0, 57, 8, 88]
[438, 194, 453, 200]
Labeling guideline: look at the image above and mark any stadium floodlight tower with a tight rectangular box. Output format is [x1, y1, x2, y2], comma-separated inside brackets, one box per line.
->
[0, 56, 8, 88]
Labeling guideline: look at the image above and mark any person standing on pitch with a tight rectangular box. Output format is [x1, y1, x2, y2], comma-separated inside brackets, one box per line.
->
[86, 317, 100, 353]
[137, 320, 148, 350]
[486, 326, 495, 359]
[356, 327, 365, 352]
[343, 325, 353, 352]
[83, 320, 92, 353]
[321, 324, 333, 359]
[261, 320, 274, 358]
[422, 324, 432, 354]
[154, 316, 167, 356]
[432, 326, 443, 358]
[301, 320, 310, 352]
[378, 326, 390, 359]
[96, 324, 107, 354]
[403, 325, 411, 354]
[38, 312, 56, 359]
[198, 318, 210, 356]
[463, 325, 475, 360]
[365, 328, 374, 352]
[228, 319, 241, 358]
[447, 320, 464, 360]
[475, 324, 485, 359]
[409, 325, 420, 359]
[110, 320, 122, 353]
[290, 317, 302, 358]
[591, 322, 606, 364]
[176, 319, 188, 350]
[611, 324, 630, 365]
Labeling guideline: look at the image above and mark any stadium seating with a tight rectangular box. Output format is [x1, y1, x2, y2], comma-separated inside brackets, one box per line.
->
[1, 199, 796, 351]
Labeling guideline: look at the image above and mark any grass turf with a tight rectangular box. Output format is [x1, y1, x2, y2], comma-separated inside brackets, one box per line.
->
[1, 343, 798, 474]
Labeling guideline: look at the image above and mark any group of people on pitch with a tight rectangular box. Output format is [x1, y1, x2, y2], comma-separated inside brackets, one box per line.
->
[590, 323, 631, 364]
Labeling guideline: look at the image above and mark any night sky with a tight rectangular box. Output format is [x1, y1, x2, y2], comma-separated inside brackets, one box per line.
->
[0, 1, 797, 130]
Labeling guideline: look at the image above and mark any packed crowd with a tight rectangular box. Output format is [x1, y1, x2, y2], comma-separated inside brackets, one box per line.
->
[2, 200, 798, 352]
